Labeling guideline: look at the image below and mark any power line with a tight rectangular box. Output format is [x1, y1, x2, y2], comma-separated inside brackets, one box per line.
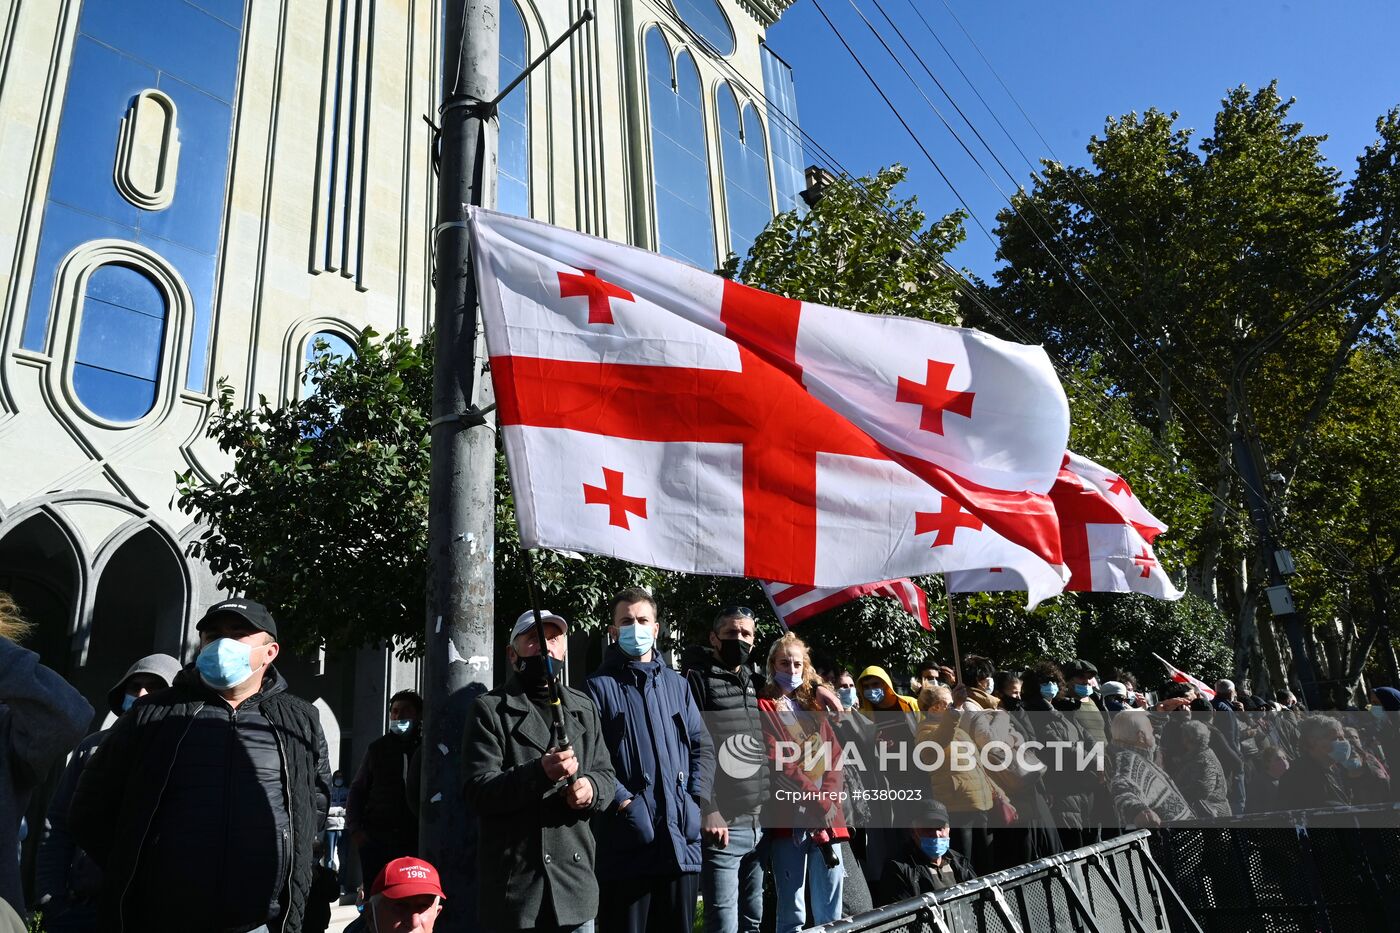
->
[630, 0, 1357, 584]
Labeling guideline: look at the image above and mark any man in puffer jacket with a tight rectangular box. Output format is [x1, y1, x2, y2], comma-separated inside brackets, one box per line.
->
[35, 653, 181, 932]
[70, 600, 330, 933]
[587, 588, 714, 933]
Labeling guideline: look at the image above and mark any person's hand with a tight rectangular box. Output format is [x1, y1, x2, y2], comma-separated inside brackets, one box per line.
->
[541, 747, 579, 782]
[939, 666, 958, 686]
[617, 796, 634, 811]
[702, 810, 729, 847]
[1136, 807, 1162, 828]
[1157, 697, 1191, 712]
[563, 777, 594, 810]
[951, 684, 970, 707]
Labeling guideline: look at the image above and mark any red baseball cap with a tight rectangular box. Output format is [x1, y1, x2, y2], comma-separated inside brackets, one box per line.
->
[370, 858, 446, 900]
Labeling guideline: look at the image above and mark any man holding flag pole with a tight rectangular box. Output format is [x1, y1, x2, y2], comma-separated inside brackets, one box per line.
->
[461, 604, 616, 932]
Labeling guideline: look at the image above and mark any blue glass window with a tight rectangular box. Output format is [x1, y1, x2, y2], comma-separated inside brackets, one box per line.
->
[671, 0, 734, 56]
[300, 330, 356, 398]
[498, 1, 529, 217]
[760, 43, 806, 216]
[718, 85, 773, 261]
[73, 264, 167, 422]
[645, 30, 716, 270]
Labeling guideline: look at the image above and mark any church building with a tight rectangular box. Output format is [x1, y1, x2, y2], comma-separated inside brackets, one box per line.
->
[0, 0, 802, 847]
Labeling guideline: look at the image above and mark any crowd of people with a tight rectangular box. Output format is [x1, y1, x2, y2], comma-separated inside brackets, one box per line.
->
[4, 584, 1399, 933]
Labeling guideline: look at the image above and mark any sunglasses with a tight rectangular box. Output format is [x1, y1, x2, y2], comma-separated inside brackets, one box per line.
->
[718, 605, 755, 619]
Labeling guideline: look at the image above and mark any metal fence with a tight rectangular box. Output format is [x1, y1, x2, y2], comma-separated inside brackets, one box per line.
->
[812, 830, 1196, 933]
[1150, 805, 1400, 933]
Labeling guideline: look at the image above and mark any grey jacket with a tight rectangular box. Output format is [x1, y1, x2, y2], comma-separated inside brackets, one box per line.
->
[0, 637, 93, 913]
[462, 678, 616, 931]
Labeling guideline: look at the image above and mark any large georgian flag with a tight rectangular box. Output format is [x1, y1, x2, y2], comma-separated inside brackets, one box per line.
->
[469, 209, 1071, 600]
[946, 452, 1183, 600]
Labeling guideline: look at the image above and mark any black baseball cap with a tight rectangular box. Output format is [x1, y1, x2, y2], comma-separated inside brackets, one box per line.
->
[916, 799, 951, 828]
[1065, 659, 1099, 678]
[196, 599, 278, 639]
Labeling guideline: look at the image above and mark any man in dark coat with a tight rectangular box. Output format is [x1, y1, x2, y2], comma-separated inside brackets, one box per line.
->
[0, 597, 93, 917]
[347, 688, 423, 886]
[587, 587, 715, 933]
[876, 800, 976, 906]
[69, 599, 330, 933]
[462, 609, 616, 933]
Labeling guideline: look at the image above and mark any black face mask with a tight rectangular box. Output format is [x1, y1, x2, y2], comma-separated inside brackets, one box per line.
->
[1000, 696, 1023, 712]
[715, 638, 753, 669]
[515, 654, 555, 700]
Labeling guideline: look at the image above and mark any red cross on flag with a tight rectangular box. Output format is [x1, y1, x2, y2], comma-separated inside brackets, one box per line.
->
[469, 209, 1071, 597]
[761, 579, 931, 630]
[946, 452, 1182, 600]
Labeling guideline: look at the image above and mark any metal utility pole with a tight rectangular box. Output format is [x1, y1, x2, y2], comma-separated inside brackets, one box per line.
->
[421, 0, 497, 926]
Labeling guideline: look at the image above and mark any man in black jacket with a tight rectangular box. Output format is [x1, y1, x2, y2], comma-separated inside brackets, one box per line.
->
[69, 599, 331, 933]
[876, 800, 976, 906]
[462, 609, 616, 933]
[347, 689, 422, 887]
[684, 606, 767, 933]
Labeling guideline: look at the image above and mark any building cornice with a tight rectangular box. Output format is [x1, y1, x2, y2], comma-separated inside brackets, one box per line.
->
[738, 0, 797, 29]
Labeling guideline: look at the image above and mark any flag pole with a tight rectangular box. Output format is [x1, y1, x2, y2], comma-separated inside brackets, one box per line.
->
[943, 576, 964, 689]
[520, 546, 575, 781]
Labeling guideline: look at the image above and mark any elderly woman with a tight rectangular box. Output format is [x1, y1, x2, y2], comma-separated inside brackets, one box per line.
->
[1107, 710, 1194, 828]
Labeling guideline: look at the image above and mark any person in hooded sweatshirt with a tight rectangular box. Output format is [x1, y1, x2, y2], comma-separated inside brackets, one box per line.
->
[853, 665, 920, 887]
[69, 599, 330, 933]
[587, 587, 714, 933]
[0, 592, 93, 918]
[34, 653, 181, 931]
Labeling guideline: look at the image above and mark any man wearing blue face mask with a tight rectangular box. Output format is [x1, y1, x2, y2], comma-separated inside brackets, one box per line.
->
[586, 587, 714, 933]
[347, 690, 423, 890]
[875, 800, 975, 905]
[35, 653, 180, 932]
[70, 599, 331, 933]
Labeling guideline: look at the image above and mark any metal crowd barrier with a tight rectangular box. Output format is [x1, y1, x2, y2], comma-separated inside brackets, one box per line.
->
[1150, 804, 1400, 933]
[812, 830, 1199, 933]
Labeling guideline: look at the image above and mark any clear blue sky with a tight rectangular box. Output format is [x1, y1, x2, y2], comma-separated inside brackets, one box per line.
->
[766, 0, 1400, 279]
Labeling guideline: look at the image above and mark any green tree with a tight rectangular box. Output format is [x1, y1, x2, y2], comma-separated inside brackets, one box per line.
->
[177, 330, 433, 655]
[974, 84, 1400, 695]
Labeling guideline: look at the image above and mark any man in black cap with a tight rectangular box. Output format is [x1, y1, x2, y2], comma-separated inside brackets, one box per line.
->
[70, 599, 331, 933]
[876, 800, 976, 905]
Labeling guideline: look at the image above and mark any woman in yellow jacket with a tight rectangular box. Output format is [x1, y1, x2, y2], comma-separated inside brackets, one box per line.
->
[916, 684, 1015, 874]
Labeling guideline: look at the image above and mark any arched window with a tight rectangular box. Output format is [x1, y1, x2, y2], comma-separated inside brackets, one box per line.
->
[300, 330, 356, 398]
[498, 1, 530, 217]
[645, 30, 716, 270]
[718, 85, 773, 261]
[671, 0, 735, 56]
[72, 263, 168, 422]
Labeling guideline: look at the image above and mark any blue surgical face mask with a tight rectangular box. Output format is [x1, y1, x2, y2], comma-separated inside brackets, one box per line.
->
[919, 835, 950, 860]
[389, 719, 416, 736]
[197, 637, 259, 690]
[618, 623, 655, 658]
[774, 672, 801, 693]
[1073, 683, 1092, 698]
[837, 687, 857, 708]
[1040, 683, 1059, 700]
[863, 687, 886, 706]
[1330, 739, 1352, 763]
[121, 693, 138, 713]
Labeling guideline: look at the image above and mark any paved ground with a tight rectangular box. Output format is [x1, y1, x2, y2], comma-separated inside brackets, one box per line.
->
[326, 903, 360, 931]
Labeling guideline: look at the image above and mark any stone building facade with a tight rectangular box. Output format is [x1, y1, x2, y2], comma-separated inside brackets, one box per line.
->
[0, 0, 800, 843]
